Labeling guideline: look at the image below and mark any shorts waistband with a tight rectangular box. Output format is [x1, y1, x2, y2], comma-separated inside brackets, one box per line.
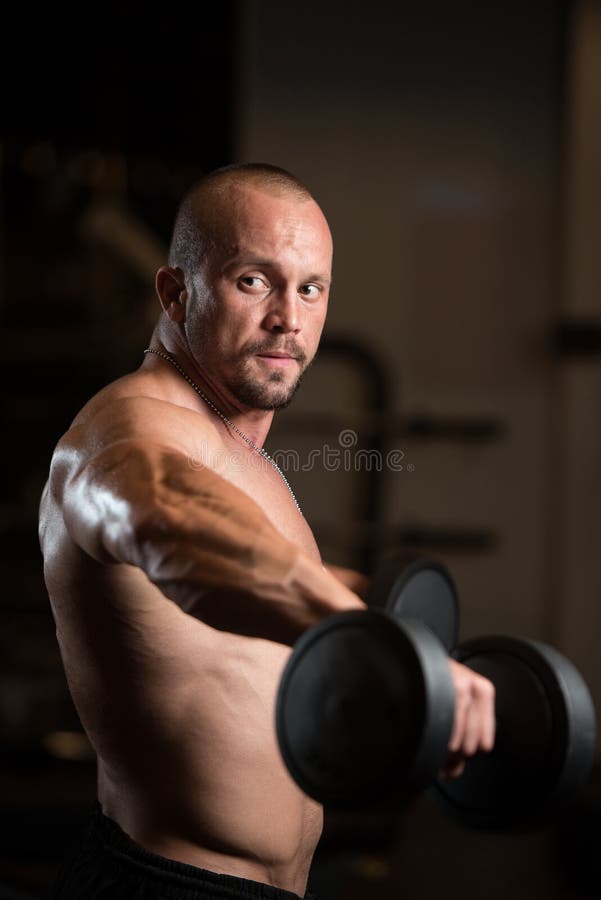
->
[88, 804, 314, 900]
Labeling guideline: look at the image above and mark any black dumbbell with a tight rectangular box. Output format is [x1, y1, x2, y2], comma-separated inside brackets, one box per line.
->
[433, 634, 596, 829]
[275, 560, 596, 827]
[276, 606, 455, 809]
[276, 558, 460, 810]
[374, 558, 597, 826]
[366, 556, 459, 652]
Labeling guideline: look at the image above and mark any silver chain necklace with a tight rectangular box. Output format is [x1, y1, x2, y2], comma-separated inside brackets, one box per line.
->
[143, 348, 303, 517]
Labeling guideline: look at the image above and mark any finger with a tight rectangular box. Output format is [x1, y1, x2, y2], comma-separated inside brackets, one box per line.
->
[462, 687, 481, 756]
[448, 673, 469, 753]
[463, 673, 495, 755]
[478, 676, 496, 752]
[439, 751, 465, 780]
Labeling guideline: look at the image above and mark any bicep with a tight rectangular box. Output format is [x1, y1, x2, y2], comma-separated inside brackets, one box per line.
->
[56, 436, 282, 569]
[48, 396, 294, 589]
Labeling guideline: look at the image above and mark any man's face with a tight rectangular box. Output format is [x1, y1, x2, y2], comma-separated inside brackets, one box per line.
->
[186, 186, 333, 410]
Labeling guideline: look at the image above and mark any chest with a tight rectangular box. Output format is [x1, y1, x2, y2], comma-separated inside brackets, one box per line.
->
[210, 441, 320, 559]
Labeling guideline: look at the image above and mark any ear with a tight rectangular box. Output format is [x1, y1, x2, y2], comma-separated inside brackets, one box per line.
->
[155, 266, 188, 322]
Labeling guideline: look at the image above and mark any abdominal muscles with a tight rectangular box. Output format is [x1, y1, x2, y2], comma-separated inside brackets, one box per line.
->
[51, 561, 323, 876]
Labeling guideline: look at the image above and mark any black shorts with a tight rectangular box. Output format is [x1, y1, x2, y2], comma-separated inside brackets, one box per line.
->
[50, 805, 317, 900]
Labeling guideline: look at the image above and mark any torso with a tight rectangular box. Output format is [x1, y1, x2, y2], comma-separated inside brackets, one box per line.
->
[40, 369, 323, 896]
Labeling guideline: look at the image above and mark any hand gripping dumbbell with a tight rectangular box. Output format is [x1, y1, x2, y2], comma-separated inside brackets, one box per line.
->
[275, 559, 596, 829]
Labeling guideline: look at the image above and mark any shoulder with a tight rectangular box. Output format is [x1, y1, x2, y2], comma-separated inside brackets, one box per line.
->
[69, 370, 220, 452]
[47, 371, 221, 495]
[72, 370, 207, 425]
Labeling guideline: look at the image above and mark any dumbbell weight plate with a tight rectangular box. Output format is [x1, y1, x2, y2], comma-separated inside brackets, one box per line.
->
[432, 635, 596, 829]
[368, 558, 459, 652]
[276, 609, 455, 810]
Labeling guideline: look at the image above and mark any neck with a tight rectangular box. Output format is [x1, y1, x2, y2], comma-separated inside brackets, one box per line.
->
[143, 345, 303, 517]
[142, 345, 275, 449]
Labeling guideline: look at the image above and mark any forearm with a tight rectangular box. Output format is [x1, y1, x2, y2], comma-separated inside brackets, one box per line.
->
[61, 440, 364, 644]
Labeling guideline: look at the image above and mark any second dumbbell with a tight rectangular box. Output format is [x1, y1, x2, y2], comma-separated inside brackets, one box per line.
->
[275, 606, 596, 826]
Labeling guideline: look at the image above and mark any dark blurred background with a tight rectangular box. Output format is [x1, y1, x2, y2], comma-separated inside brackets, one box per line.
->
[1, 1, 600, 897]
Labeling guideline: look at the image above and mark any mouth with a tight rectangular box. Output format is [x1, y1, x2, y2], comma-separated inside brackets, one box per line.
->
[255, 352, 298, 368]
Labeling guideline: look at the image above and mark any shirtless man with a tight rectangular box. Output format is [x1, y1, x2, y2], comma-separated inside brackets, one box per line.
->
[39, 163, 495, 900]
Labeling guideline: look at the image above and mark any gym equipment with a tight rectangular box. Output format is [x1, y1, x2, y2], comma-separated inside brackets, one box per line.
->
[433, 635, 596, 829]
[276, 608, 454, 809]
[276, 561, 596, 826]
[368, 557, 459, 652]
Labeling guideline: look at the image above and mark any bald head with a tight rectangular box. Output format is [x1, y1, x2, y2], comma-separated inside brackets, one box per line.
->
[154, 164, 333, 412]
[168, 163, 318, 280]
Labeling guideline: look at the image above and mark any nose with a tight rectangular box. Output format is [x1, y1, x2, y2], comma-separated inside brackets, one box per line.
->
[262, 286, 301, 334]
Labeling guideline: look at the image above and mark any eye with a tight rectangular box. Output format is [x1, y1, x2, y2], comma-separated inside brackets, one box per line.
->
[238, 275, 268, 292]
[299, 284, 320, 299]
